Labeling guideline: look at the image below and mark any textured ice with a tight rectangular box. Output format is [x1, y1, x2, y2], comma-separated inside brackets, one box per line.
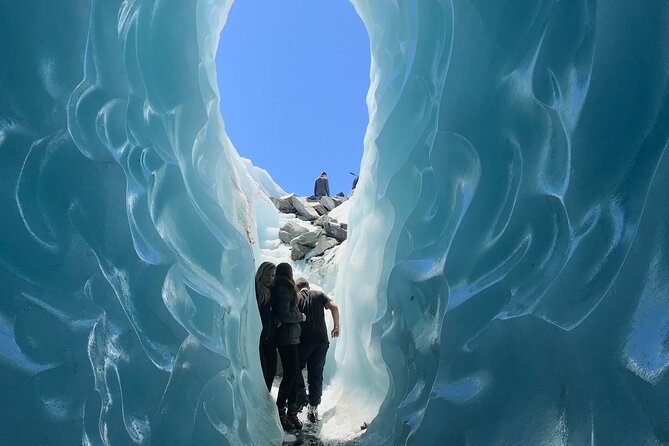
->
[1, 0, 669, 445]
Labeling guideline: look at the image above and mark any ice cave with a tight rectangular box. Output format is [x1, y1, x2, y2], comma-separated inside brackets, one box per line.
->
[1, 0, 669, 445]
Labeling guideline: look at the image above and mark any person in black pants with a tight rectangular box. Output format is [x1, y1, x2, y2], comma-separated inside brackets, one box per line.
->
[271, 263, 306, 431]
[255, 262, 277, 391]
[294, 278, 340, 423]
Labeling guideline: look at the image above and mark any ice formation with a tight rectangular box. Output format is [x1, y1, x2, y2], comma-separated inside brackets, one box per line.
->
[1, 0, 669, 445]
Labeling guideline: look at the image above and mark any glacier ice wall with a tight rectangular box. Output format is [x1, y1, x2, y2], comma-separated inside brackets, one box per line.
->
[0, 0, 283, 444]
[2, 0, 669, 445]
[334, 0, 669, 444]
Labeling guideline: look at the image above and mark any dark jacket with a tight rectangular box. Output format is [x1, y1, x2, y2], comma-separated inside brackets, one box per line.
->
[257, 298, 275, 344]
[271, 278, 302, 345]
[298, 289, 331, 344]
[314, 177, 330, 197]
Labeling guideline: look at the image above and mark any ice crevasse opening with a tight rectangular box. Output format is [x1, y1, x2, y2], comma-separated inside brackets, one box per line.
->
[1, 0, 669, 445]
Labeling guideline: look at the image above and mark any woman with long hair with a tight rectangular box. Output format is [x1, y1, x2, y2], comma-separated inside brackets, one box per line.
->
[255, 262, 277, 391]
[271, 262, 306, 431]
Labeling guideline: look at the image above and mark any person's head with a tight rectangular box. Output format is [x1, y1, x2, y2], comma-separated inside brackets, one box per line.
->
[275, 262, 294, 282]
[255, 262, 276, 304]
[295, 277, 310, 291]
[321, 171, 327, 178]
[275, 263, 298, 306]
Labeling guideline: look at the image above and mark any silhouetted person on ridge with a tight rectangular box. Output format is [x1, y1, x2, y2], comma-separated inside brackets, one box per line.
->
[314, 171, 330, 198]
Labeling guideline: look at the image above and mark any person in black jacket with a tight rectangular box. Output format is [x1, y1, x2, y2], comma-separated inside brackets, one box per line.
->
[314, 172, 330, 197]
[255, 262, 277, 391]
[271, 262, 306, 431]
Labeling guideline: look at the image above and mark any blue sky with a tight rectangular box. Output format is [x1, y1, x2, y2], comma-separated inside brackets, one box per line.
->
[216, 0, 370, 197]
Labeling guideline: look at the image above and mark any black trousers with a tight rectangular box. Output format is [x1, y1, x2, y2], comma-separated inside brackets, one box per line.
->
[259, 340, 277, 391]
[297, 342, 329, 406]
[276, 344, 300, 409]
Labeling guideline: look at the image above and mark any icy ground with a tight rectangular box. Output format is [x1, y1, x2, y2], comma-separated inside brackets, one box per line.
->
[269, 381, 368, 446]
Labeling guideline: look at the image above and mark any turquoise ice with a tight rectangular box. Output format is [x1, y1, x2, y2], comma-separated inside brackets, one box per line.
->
[1, 1, 668, 445]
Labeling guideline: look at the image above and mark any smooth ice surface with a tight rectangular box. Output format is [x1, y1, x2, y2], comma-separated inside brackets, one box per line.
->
[331, 1, 669, 444]
[1, 1, 669, 445]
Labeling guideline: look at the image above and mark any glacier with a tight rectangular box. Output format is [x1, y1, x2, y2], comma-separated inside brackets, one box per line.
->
[1, 0, 669, 445]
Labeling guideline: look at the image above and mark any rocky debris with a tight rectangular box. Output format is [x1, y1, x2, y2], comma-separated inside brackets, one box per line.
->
[289, 195, 321, 221]
[290, 229, 323, 260]
[271, 194, 349, 259]
[314, 214, 333, 228]
[270, 195, 296, 213]
[291, 243, 312, 260]
[313, 204, 328, 215]
[319, 196, 336, 211]
[279, 222, 310, 244]
[331, 196, 346, 207]
[314, 234, 339, 256]
[324, 221, 347, 243]
[291, 229, 322, 248]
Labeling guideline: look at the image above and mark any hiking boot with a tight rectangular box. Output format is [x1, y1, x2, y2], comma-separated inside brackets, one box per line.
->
[278, 406, 296, 431]
[307, 405, 319, 423]
[295, 388, 308, 412]
[287, 406, 303, 430]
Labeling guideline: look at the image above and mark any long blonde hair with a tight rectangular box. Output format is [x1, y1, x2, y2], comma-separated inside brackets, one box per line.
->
[255, 262, 275, 305]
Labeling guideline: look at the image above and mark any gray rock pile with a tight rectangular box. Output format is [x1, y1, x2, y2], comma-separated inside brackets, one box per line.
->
[270, 194, 348, 260]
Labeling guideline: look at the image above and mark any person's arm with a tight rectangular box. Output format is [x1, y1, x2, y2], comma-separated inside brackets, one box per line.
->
[274, 291, 304, 324]
[326, 179, 330, 197]
[325, 300, 339, 337]
[314, 179, 318, 196]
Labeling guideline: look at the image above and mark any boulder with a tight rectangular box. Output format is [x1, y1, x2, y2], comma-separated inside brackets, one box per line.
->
[340, 222, 348, 230]
[314, 234, 339, 256]
[324, 221, 347, 243]
[319, 196, 336, 211]
[313, 204, 328, 215]
[290, 229, 322, 249]
[291, 243, 311, 260]
[278, 221, 310, 244]
[288, 195, 320, 221]
[270, 194, 297, 213]
[331, 196, 346, 207]
[315, 214, 334, 228]
[306, 195, 320, 202]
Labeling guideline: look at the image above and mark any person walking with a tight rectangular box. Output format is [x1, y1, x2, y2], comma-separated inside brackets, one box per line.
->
[255, 262, 277, 391]
[294, 277, 340, 423]
[271, 263, 306, 431]
[314, 172, 330, 198]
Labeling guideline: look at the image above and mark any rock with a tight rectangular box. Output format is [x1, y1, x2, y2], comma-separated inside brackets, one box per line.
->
[331, 196, 346, 207]
[340, 222, 348, 230]
[315, 214, 334, 228]
[313, 204, 328, 215]
[314, 234, 339, 256]
[270, 194, 296, 213]
[324, 221, 347, 243]
[278, 222, 310, 244]
[291, 243, 311, 260]
[288, 195, 320, 221]
[320, 196, 336, 211]
[306, 195, 320, 202]
[290, 230, 322, 248]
